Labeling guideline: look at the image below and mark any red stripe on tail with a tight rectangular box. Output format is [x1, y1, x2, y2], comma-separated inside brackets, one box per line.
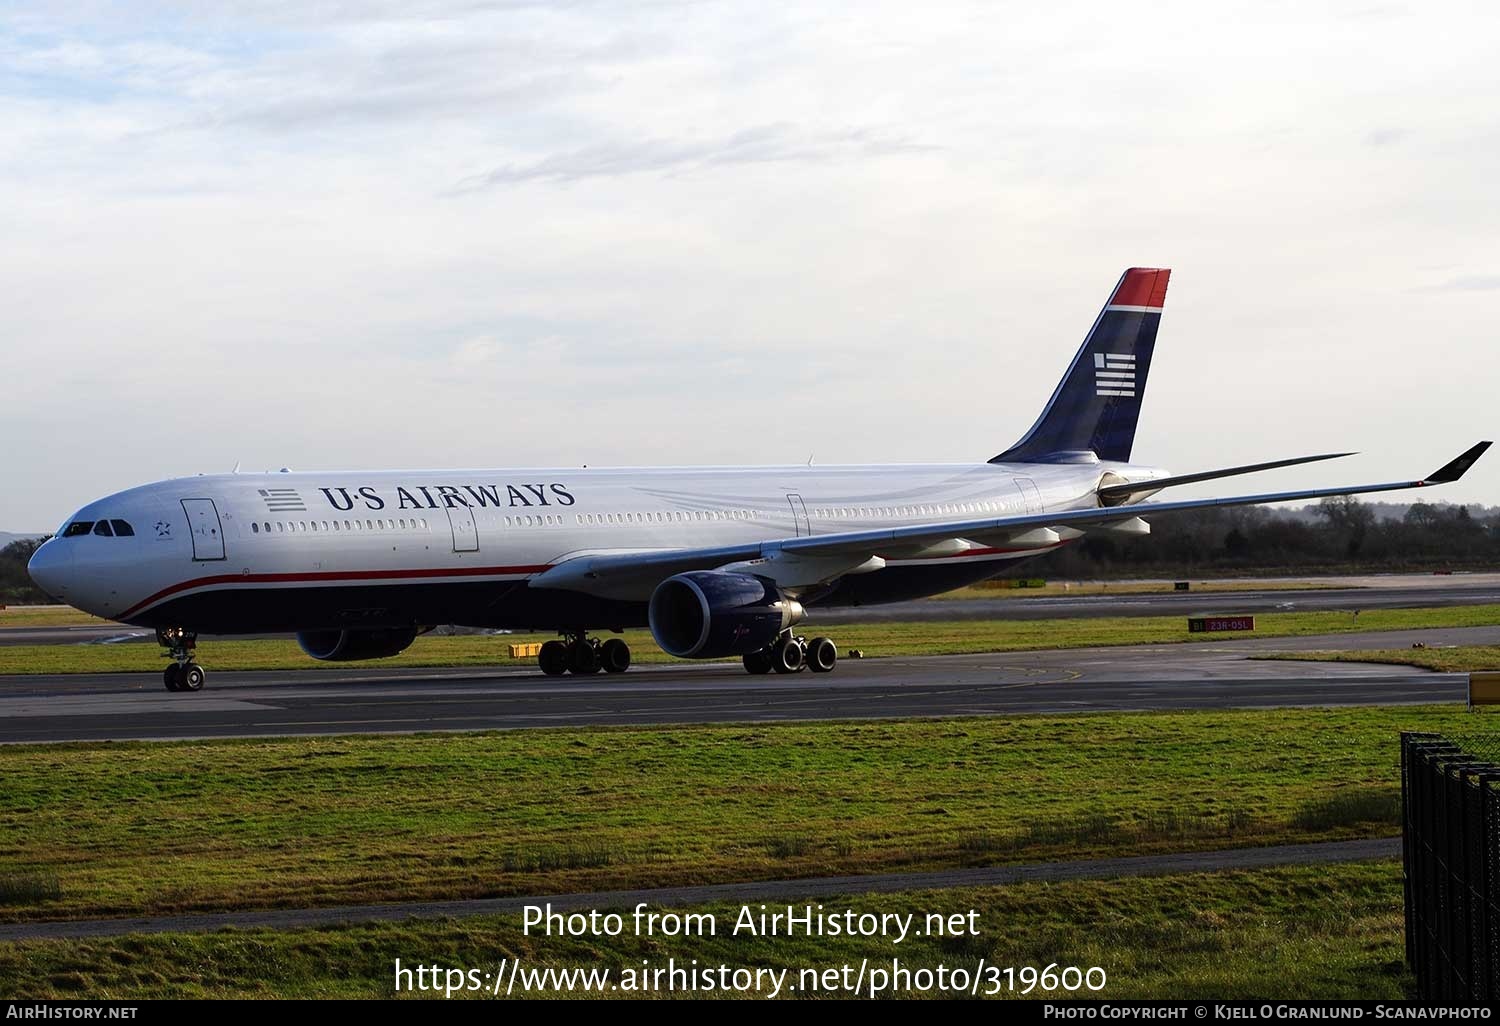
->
[1109, 267, 1170, 308]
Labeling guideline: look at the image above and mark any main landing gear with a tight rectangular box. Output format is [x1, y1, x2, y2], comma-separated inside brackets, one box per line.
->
[157, 627, 206, 693]
[539, 631, 632, 677]
[743, 633, 837, 675]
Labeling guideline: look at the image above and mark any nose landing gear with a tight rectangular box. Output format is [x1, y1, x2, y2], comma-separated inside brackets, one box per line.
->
[157, 627, 206, 692]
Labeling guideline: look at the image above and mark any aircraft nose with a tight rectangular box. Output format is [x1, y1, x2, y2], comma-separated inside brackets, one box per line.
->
[26, 539, 72, 600]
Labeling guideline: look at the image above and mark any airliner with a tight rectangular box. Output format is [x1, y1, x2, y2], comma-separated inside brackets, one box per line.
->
[26, 268, 1490, 692]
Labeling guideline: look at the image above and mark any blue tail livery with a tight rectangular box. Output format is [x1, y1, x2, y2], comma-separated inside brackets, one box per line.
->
[993, 267, 1170, 464]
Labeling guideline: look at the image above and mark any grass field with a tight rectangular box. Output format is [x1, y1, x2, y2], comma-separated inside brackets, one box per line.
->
[0, 861, 1409, 999]
[0, 706, 1478, 924]
[2, 603, 1496, 676]
[933, 579, 1348, 600]
[0, 606, 117, 629]
[1263, 646, 1500, 673]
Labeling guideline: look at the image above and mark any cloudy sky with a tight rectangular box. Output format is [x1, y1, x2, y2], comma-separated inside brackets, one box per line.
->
[2, 1, 1497, 530]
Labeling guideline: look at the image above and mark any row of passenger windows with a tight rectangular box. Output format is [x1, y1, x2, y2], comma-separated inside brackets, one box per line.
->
[510, 504, 997, 528]
[565, 509, 759, 527]
[813, 501, 1001, 519]
[243, 503, 1002, 537]
[61, 520, 135, 538]
[60, 500, 1004, 549]
[250, 518, 430, 535]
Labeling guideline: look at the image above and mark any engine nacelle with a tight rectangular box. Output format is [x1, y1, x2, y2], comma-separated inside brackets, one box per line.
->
[296, 627, 420, 662]
[648, 571, 805, 658]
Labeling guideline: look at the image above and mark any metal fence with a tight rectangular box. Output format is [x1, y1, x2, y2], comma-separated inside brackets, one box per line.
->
[1401, 731, 1500, 1000]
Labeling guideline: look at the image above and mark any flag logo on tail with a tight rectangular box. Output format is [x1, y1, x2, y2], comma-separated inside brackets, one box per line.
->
[1094, 353, 1136, 397]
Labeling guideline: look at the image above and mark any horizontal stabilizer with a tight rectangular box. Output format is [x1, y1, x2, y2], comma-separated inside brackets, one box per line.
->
[1097, 452, 1356, 501]
[1423, 441, 1492, 484]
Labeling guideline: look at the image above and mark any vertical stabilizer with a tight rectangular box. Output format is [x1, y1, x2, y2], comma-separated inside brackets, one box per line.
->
[992, 267, 1169, 464]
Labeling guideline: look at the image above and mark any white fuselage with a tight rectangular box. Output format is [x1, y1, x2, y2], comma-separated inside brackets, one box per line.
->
[28, 459, 1166, 632]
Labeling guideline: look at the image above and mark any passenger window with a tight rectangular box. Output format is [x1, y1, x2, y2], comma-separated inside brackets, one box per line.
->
[111, 519, 135, 536]
[311, 522, 319, 532]
[63, 521, 93, 537]
[251, 522, 260, 534]
[93, 520, 114, 537]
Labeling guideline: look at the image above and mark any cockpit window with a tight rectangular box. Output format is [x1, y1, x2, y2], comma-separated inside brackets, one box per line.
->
[110, 520, 135, 537]
[62, 521, 94, 537]
[93, 521, 114, 537]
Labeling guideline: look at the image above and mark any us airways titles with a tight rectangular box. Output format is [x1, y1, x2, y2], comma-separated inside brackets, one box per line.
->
[318, 483, 575, 513]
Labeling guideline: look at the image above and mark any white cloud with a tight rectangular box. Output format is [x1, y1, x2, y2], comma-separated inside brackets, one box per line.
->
[1, 0, 1499, 528]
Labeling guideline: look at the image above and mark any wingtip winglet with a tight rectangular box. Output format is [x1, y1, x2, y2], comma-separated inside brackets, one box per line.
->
[1424, 441, 1493, 484]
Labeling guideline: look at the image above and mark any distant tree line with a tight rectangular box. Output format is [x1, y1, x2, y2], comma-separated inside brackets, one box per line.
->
[0, 538, 48, 604]
[1023, 499, 1500, 578]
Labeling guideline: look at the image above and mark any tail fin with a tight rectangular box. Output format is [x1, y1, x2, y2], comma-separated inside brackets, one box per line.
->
[991, 267, 1170, 464]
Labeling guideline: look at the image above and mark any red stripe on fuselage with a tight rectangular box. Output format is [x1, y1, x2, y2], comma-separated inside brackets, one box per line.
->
[118, 563, 552, 620]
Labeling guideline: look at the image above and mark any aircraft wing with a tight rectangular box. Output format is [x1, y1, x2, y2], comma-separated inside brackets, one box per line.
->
[528, 442, 1490, 600]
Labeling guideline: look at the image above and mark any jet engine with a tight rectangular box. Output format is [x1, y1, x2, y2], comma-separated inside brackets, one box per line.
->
[296, 627, 420, 662]
[648, 571, 805, 658]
